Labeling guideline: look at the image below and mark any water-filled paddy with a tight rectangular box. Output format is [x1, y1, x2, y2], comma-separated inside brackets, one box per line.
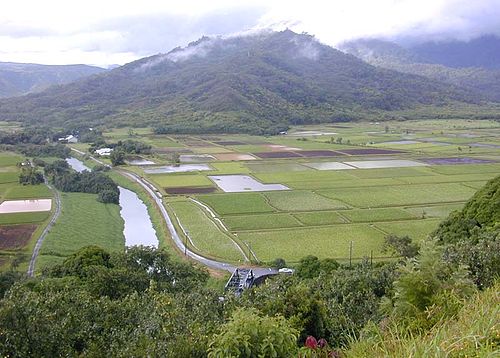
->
[0, 199, 52, 213]
[209, 175, 289, 193]
[144, 164, 212, 174]
[344, 159, 427, 169]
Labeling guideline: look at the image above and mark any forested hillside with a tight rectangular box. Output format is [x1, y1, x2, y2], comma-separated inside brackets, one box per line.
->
[341, 37, 500, 101]
[0, 30, 481, 134]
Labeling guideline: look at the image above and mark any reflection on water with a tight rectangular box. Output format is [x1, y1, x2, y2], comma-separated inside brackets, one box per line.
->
[118, 187, 158, 248]
[66, 157, 91, 172]
[66, 157, 158, 248]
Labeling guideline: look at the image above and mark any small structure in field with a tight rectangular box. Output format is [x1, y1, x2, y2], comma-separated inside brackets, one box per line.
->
[58, 134, 78, 143]
[95, 148, 113, 156]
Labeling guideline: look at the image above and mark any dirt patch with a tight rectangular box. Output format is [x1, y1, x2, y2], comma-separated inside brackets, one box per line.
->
[214, 153, 257, 161]
[253, 151, 303, 159]
[0, 224, 37, 250]
[337, 148, 405, 155]
[421, 157, 495, 165]
[214, 140, 246, 146]
[182, 140, 214, 147]
[298, 150, 341, 157]
[165, 187, 217, 194]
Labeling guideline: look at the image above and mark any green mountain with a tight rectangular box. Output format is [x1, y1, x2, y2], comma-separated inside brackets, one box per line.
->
[0, 62, 106, 98]
[340, 38, 500, 101]
[0, 30, 482, 134]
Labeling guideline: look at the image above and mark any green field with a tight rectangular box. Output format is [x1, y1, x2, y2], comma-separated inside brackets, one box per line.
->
[168, 200, 245, 261]
[197, 193, 275, 215]
[114, 120, 500, 264]
[224, 213, 303, 231]
[237, 224, 386, 262]
[39, 192, 124, 268]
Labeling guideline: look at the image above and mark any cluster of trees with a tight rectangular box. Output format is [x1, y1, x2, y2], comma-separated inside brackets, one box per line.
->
[44, 160, 120, 204]
[0, 176, 497, 356]
[0, 127, 71, 158]
[18, 166, 44, 185]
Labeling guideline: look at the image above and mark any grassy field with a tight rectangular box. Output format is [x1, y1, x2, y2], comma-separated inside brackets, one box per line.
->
[38, 192, 124, 269]
[168, 200, 245, 262]
[110, 119, 500, 265]
[197, 193, 275, 215]
[0, 151, 54, 271]
[237, 224, 386, 262]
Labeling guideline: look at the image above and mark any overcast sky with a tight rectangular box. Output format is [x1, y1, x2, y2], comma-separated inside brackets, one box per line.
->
[1, 0, 499, 67]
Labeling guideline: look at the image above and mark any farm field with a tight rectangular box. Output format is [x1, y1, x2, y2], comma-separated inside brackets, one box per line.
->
[37, 192, 125, 270]
[110, 119, 500, 265]
[0, 152, 54, 271]
[79, 119, 500, 265]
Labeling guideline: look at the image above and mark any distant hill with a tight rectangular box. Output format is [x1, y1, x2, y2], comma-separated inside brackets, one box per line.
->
[412, 35, 500, 69]
[0, 62, 106, 98]
[340, 36, 500, 101]
[0, 30, 482, 134]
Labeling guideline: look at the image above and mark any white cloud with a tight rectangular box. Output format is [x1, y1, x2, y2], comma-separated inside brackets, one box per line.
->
[0, 0, 498, 66]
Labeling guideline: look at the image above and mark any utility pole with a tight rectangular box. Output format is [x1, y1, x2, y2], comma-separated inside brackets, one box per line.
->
[349, 241, 353, 267]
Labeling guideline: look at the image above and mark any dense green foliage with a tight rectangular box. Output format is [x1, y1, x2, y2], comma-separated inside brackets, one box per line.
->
[0, 31, 482, 134]
[207, 308, 298, 357]
[433, 175, 500, 243]
[45, 159, 119, 204]
[0, 127, 71, 158]
[0, 175, 498, 356]
[18, 166, 44, 185]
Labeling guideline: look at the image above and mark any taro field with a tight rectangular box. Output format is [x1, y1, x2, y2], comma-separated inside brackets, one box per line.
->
[102, 119, 500, 265]
[0, 152, 53, 271]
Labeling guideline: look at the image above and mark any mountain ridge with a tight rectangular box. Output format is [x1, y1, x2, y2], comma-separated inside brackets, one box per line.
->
[0, 62, 107, 98]
[0, 30, 484, 133]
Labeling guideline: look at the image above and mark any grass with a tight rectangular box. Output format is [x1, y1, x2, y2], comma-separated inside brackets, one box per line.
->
[237, 224, 386, 262]
[286, 178, 402, 190]
[342, 208, 417, 223]
[345, 282, 500, 357]
[149, 173, 213, 188]
[40, 192, 124, 258]
[246, 163, 310, 173]
[373, 219, 442, 242]
[404, 203, 464, 219]
[347, 167, 432, 179]
[319, 183, 476, 208]
[263, 190, 349, 211]
[0, 211, 50, 225]
[3, 184, 52, 200]
[0, 172, 19, 184]
[292, 211, 347, 226]
[210, 162, 251, 174]
[168, 200, 244, 262]
[429, 163, 500, 175]
[0, 152, 23, 167]
[196, 193, 275, 215]
[223, 213, 303, 231]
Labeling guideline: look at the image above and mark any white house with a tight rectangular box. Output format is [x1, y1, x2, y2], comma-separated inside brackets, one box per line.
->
[58, 134, 78, 143]
[95, 148, 113, 156]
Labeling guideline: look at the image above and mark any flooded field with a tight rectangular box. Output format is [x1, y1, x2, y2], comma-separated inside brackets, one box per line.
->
[0, 199, 52, 213]
[144, 164, 212, 174]
[344, 160, 428, 169]
[118, 187, 158, 248]
[66, 157, 91, 172]
[180, 154, 215, 162]
[305, 162, 355, 170]
[127, 159, 156, 165]
[209, 175, 289, 193]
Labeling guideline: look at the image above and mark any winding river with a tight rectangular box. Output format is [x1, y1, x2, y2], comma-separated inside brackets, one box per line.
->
[66, 157, 158, 248]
